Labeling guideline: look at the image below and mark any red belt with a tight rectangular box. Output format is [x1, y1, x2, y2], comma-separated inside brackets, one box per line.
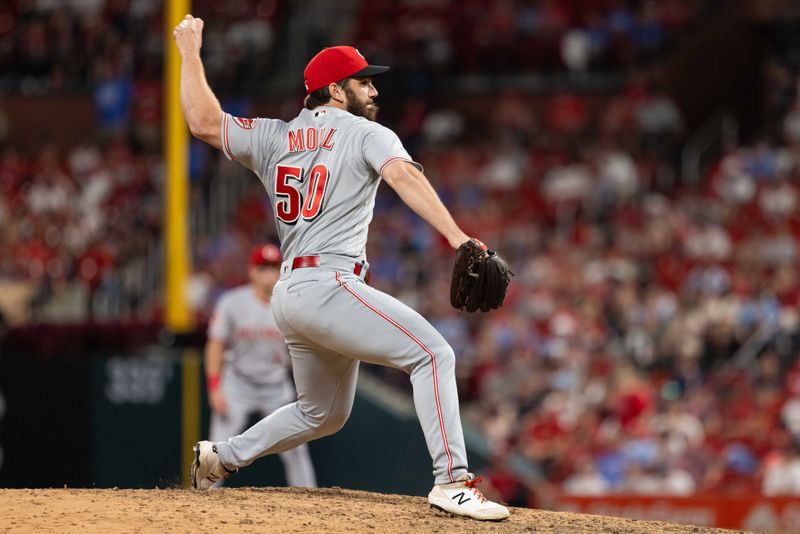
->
[291, 255, 365, 277]
[291, 256, 321, 269]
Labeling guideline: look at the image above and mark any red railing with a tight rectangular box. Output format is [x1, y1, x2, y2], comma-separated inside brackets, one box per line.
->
[554, 494, 800, 532]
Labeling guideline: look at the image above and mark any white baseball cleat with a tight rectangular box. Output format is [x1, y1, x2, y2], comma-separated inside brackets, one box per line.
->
[191, 441, 236, 490]
[428, 473, 510, 521]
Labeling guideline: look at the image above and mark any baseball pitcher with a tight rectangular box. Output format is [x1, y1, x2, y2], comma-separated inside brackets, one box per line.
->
[175, 14, 511, 520]
[205, 244, 316, 488]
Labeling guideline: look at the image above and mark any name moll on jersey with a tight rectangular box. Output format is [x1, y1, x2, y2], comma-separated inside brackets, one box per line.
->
[288, 127, 337, 153]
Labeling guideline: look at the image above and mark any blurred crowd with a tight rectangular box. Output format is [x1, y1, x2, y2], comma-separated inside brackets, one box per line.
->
[0, 141, 162, 319]
[0, 0, 282, 97]
[367, 79, 800, 505]
[0, 0, 279, 320]
[0, 0, 702, 98]
[3, 0, 800, 505]
[433, 18, 800, 504]
[356, 0, 702, 73]
[356, 0, 699, 79]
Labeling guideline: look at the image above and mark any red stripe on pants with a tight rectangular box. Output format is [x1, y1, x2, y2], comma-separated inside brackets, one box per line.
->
[335, 272, 454, 482]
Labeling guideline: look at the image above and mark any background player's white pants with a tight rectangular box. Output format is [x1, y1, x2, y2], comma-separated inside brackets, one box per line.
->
[209, 371, 317, 488]
[214, 264, 469, 485]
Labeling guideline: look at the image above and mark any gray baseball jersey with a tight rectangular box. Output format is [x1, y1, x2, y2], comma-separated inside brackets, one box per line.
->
[208, 285, 288, 385]
[220, 107, 420, 260]
[213, 105, 469, 486]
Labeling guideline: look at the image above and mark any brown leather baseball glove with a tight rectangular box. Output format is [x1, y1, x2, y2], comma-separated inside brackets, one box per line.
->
[450, 238, 512, 312]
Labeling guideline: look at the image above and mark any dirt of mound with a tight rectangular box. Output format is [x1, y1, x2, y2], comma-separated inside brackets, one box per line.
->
[0, 487, 748, 534]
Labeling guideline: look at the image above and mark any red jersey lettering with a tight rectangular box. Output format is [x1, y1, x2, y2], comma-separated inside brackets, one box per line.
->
[321, 128, 336, 150]
[287, 128, 336, 153]
[306, 128, 318, 150]
[288, 129, 305, 152]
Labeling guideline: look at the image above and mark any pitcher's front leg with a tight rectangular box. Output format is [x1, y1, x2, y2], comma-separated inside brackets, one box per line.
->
[321, 275, 469, 484]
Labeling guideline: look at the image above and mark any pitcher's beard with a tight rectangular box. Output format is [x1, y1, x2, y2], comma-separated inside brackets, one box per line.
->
[345, 88, 379, 121]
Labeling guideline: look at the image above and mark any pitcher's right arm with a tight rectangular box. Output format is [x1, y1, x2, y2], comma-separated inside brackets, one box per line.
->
[173, 14, 223, 148]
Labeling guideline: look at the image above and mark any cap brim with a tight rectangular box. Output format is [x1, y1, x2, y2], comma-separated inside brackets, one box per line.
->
[352, 65, 390, 78]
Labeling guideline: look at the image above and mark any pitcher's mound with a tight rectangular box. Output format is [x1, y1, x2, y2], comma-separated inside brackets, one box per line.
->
[0, 487, 743, 533]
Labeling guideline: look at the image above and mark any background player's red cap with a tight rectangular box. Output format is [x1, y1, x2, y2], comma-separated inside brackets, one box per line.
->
[249, 244, 282, 267]
[303, 46, 390, 94]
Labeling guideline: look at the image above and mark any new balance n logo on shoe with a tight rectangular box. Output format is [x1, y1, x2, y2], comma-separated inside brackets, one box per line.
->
[428, 473, 509, 520]
[451, 492, 471, 505]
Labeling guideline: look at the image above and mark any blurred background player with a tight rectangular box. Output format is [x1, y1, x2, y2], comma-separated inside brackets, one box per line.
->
[205, 243, 316, 488]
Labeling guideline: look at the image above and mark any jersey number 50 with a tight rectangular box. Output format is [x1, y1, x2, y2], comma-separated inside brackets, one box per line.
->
[274, 164, 329, 224]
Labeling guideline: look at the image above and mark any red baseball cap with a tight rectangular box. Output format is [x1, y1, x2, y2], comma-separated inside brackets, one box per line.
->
[249, 244, 282, 267]
[303, 46, 390, 94]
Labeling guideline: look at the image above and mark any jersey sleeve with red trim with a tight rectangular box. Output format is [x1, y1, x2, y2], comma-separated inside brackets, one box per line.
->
[220, 113, 283, 173]
[362, 124, 422, 177]
[207, 293, 232, 343]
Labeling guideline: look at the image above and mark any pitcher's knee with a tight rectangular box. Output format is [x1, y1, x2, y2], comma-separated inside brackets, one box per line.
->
[321, 410, 350, 434]
[298, 405, 350, 438]
[410, 341, 455, 375]
[438, 344, 455, 369]
[310, 410, 350, 439]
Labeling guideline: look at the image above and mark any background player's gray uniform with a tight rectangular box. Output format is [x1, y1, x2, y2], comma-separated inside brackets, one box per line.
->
[214, 107, 469, 485]
[208, 285, 317, 487]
